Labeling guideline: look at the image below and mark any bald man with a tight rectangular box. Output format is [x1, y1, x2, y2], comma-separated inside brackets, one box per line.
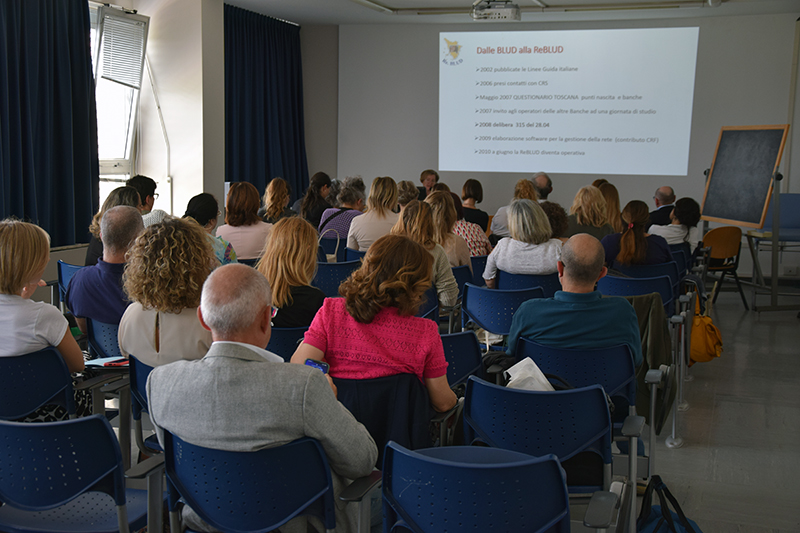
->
[147, 264, 377, 533]
[506, 234, 642, 366]
[649, 186, 676, 227]
[532, 172, 552, 201]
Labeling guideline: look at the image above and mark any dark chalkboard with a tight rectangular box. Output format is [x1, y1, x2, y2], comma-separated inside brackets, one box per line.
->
[701, 125, 789, 228]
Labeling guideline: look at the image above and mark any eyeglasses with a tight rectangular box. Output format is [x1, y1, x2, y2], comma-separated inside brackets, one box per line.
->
[153, 193, 160, 200]
[271, 306, 278, 318]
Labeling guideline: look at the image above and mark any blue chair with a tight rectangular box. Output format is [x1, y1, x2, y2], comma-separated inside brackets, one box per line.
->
[382, 442, 570, 533]
[318, 236, 346, 263]
[0, 348, 75, 420]
[56, 260, 84, 313]
[87, 318, 122, 359]
[442, 265, 472, 332]
[0, 414, 164, 533]
[461, 283, 543, 351]
[345, 247, 366, 262]
[440, 331, 485, 386]
[469, 254, 488, 287]
[416, 285, 439, 320]
[597, 274, 674, 315]
[496, 270, 561, 297]
[612, 261, 681, 300]
[130, 356, 161, 455]
[164, 433, 336, 533]
[266, 326, 309, 362]
[312, 259, 361, 297]
[669, 243, 691, 276]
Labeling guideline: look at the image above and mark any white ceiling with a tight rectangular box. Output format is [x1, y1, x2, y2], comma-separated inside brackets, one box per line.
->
[224, 0, 800, 26]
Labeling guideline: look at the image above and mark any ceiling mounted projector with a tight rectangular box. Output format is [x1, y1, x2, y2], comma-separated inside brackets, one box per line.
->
[471, 0, 521, 21]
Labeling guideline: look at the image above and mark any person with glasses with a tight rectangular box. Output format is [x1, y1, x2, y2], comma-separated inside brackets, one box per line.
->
[126, 174, 168, 227]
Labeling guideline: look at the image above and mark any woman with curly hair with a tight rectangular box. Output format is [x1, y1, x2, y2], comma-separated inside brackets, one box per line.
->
[564, 186, 615, 240]
[347, 176, 399, 251]
[260, 178, 296, 224]
[291, 234, 457, 413]
[85, 186, 142, 266]
[256, 217, 325, 328]
[216, 182, 273, 260]
[601, 200, 672, 268]
[119, 217, 214, 367]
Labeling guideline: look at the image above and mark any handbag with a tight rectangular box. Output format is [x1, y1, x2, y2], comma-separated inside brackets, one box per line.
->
[637, 475, 702, 533]
[690, 295, 722, 365]
[318, 228, 340, 263]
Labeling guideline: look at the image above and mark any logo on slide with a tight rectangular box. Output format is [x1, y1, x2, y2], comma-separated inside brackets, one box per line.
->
[443, 38, 463, 66]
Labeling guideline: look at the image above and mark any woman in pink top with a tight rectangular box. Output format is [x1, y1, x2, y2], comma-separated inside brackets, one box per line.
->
[291, 234, 457, 413]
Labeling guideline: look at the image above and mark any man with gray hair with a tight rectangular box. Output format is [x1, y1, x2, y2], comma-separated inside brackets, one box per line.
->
[649, 186, 676, 227]
[65, 205, 143, 332]
[506, 233, 642, 367]
[146, 263, 377, 533]
[532, 172, 553, 201]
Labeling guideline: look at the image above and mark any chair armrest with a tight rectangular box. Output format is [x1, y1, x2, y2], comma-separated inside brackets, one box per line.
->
[74, 373, 123, 390]
[100, 376, 130, 394]
[125, 454, 165, 479]
[339, 470, 382, 502]
[621, 415, 645, 438]
[583, 490, 620, 529]
[645, 368, 664, 385]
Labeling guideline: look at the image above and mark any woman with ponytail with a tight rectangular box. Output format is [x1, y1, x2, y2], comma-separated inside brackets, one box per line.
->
[300, 172, 333, 228]
[600, 200, 672, 268]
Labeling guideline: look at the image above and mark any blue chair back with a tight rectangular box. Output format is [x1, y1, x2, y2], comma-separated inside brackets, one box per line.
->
[164, 433, 336, 533]
[612, 261, 680, 298]
[266, 326, 309, 362]
[56, 260, 84, 308]
[382, 442, 570, 533]
[517, 338, 636, 409]
[440, 331, 485, 386]
[87, 318, 122, 359]
[312, 259, 361, 297]
[416, 285, 439, 320]
[344, 247, 366, 262]
[669, 245, 690, 277]
[597, 274, 673, 315]
[461, 283, 543, 336]
[0, 348, 75, 420]
[451, 264, 472, 298]
[130, 356, 154, 421]
[469, 255, 488, 287]
[318, 237, 346, 263]
[496, 270, 561, 297]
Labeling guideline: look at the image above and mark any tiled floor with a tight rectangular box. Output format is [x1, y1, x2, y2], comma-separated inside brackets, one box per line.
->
[653, 290, 800, 533]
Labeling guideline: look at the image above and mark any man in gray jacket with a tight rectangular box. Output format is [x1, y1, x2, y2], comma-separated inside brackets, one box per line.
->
[147, 263, 377, 532]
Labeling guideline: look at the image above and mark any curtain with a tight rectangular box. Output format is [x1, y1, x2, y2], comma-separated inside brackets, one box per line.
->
[225, 4, 309, 202]
[0, 0, 99, 247]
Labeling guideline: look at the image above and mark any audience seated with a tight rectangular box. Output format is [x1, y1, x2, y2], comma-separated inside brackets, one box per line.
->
[292, 235, 458, 413]
[506, 234, 643, 367]
[66, 206, 143, 333]
[454, 194, 493, 256]
[460, 178, 489, 231]
[148, 263, 377, 533]
[425, 191, 471, 271]
[127, 175, 167, 227]
[119, 217, 213, 367]
[347, 176, 399, 251]
[397, 180, 419, 211]
[564, 185, 615, 240]
[299, 172, 333, 228]
[259, 177, 296, 224]
[85, 186, 142, 266]
[216, 182, 273, 260]
[417, 169, 439, 201]
[392, 201, 459, 307]
[0, 219, 88, 419]
[648, 197, 702, 251]
[601, 200, 672, 269]
[490, 178, 539, 241]
[256, 217, 325, 328]
[598, 182, 624, 233]
[184, 192, 237, 265]
[540, 201, 569, 241]
[319, 176, 365, 240]
[483, 199, 562, 288]
[532, 171, 553, 201]
[649, 185, 676, 228]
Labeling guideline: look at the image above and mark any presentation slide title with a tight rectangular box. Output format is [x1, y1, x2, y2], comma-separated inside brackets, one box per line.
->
[477, 46, 564, 54]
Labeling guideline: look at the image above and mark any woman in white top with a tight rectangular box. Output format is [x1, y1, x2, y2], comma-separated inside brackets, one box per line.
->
[484, 199, 562, 288]
[648, 197, 702, 251]
[347, 176, 399, 251]
[119, 217, 213, 368]
[216, 182, 273, 260]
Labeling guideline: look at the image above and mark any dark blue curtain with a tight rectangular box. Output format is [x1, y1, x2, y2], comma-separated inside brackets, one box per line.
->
[225, 4, 309, 202]
[0, 0, 98, 247]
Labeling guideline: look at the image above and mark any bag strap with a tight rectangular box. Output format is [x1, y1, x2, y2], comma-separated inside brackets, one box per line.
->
[658, 481, 698, 533]
[654, 481, 680, 532]
[637, 475, 660, 529]
[318, 227, 341, 258]
[544, 373, 574, 391]
[318, 207, 349, 233]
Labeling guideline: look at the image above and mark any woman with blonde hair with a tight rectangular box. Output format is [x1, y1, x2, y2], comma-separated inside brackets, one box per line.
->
[256, 217, 325, 328]
[598, 182, 623, 233]
[217, 181, 273, 260]
[260, 178, 295, 224]
[291, 234, 457, 413]
[564, 186, 614, 240]
[119, 217, 214, 367]
[425, 191, 471, 270]
[347, 176, 399, 251]
[0, 220, 87, 419]
[483, 199, 562, 288]
[490, 178, 539, 240]
[392, 200, 458, 307]
[601, 200, 672, 268]
[85, 186, 142, 266]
